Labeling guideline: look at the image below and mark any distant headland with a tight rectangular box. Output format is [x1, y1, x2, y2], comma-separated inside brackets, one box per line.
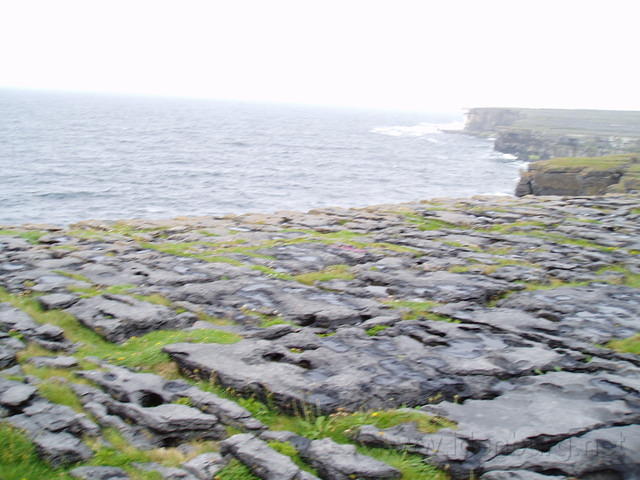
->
[460, 107, 640, 196]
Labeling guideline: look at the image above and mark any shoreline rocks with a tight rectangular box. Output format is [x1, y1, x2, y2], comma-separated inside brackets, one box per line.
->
[1, 193, 640, 479]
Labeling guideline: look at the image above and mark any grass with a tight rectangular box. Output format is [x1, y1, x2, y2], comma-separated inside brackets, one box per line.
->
[264, 408, 453, 479]
[67, 283, 136, 298]
[294, 264, 354, 285]
[403, 213, 462, 231]
[215, 459, 260, 480]
[0, 283, 453, 480]
[531, 153, 639, 172]
[596, 265, 640, 288]
[0, 424, 74, 480]
[53, 270, 92, 283]
[383, 300, 457, 323]
[0, 288, 240, 372]
[268, 441, 318, 475]
[606, 334, 640, 355]
[0, 229, 47, 244]
[366, 324, 391, 336]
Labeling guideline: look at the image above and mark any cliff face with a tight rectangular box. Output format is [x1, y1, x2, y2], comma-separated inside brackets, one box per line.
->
[495, 129, 640, 161]
[464, 107, 640, 161]
[515, 153, 640, 196]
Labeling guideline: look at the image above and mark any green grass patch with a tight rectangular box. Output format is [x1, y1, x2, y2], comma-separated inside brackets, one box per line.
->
[514, 231, 617, 252]
[366, 324, 391, 336]
[357, 446, 449, 480]
[383, 300, 456, 322]
[267, 441, 318, 475]
[0, 288, 240, 372]
[596, 265, 640, 288]
[250, 265, 294, 280]
[53, 270, 92, 283]
[98, 329, 242, 370]
[0, 424, 74, 480]
[67, 283, 136, 298]
[403, 213, 461, 231]
[0, 229, 47, 244]
[215, 458, 261, 480]
[532, 153, 639, 172]
[606, 334, 640, 355]
[294, 264, 354, 285]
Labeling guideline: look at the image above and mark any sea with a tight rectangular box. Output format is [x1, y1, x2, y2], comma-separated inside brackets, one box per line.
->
[0, 89, 525, 226]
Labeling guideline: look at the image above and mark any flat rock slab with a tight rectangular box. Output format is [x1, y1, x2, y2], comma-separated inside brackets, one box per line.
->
[67, 294, 198, 342]
[301, 437, 400, 480]
[70, 466, 130, 480]
[38, 293, 79, 310]
[482, 424, 640, 479]
[28, 355, 78, 369]
[357, 270, 520, 304]
[220, 433, 319, 480]
[0, 332, 25, 368]
[165, 321, 585, 413]
[498, 284, 640, 344]
[33, 431, 93, 466]
[356, 370, 640, 478]
[182, 452, 228, 480]
[78, 364, 262, 430]
[0, 384, 37, 407]
[169, 278, 384, 328]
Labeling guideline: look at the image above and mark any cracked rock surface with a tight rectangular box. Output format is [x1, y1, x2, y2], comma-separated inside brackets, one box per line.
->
[1, 193, 640, 478]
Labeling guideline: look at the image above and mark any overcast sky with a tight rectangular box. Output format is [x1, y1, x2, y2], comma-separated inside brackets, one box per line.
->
[1, 0, 638, 113]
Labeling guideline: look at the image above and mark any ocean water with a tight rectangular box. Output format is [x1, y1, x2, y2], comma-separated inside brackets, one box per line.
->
[0, 89, 524, 226]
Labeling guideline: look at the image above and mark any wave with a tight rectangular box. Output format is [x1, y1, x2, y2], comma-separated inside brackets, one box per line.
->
[370, 120, 465, 138]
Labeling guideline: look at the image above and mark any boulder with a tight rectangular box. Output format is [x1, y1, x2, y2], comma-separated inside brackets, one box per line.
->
[220, 433, 318, 480]
[300, 437, 400, 480]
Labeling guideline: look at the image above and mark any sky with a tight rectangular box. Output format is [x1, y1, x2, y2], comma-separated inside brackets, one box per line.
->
[1, 0, 639, 113]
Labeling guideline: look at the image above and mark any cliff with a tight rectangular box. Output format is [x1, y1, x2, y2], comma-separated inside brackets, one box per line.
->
[1, 193, 640, 479]
[515, 153, 640, 196]
[464, 107, 640, 160]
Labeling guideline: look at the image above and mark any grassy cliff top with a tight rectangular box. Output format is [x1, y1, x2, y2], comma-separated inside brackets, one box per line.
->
[467, 107, 640, 137]
[531, 153, 640, 172]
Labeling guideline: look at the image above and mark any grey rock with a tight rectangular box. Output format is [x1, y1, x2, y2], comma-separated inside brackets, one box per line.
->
[23, 400, 98, 436]
[358, 370, 640, 478]
[220, 433, 318, 480]
[0, 332, 25, 368]
[482, 425, 640, 479]
[33, 323, 66, 341]
[75, 365, 263, 433]
[33, 431, 93, 466]
[28, 355, 78, 369]
[134, 462, 199, 480]
[480, 472, 566, 480]
[0, 303, 73, 351]
[358, 270, 520, 304]
[68, 294, 198, 342]
[498, 284, 640, 344]
[38, 293, 79, 310]
[169, 278, 383, 328]
[165, 320, 583, 413]
[70, 466, 130, 480]
[182, 452, 228, 480]
[108, 402, 225, 440]
[0, 303, 40, 332]
[301, 437, 400, 480]
[0, 384, 37, 407]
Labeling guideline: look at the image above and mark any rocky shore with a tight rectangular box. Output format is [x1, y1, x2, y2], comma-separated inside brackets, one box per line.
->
[1, 193, 640, 479]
